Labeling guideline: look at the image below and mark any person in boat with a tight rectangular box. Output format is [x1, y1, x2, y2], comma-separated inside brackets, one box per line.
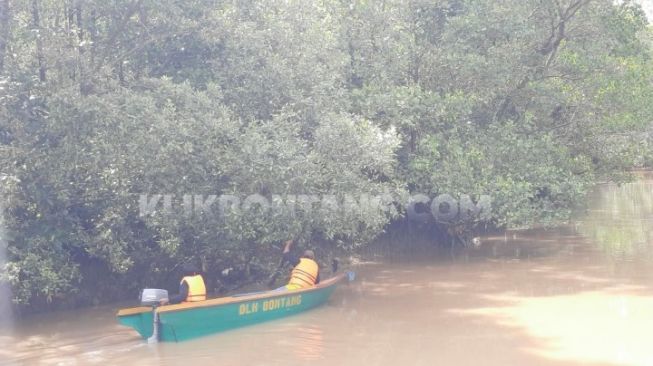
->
[160, 263, 207, 305]
[282, 239, 320, 290]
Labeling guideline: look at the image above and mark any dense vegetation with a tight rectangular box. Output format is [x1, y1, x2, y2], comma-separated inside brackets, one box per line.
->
[0, 0, 652, 310]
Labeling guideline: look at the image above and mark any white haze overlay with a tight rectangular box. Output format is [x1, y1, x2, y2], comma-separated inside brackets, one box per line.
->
[635, 0, 653, 20]
[0, 198, 12, 329]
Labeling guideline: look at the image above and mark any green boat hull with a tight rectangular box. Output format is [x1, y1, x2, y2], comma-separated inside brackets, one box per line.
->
[117, 272, 348, 342]
[118, 309, 155, 339]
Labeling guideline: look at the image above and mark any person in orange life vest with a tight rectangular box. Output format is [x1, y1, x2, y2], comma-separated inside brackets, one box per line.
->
[159, 263, 207, 305]
[282, 239, 320, 290]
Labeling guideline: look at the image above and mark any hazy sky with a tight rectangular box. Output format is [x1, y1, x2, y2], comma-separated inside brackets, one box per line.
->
[636, 0, 653, 20]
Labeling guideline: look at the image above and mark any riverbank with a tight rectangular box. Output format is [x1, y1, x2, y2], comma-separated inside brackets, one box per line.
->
[5, 174, 653, 364]
[4, 218, 653, 365]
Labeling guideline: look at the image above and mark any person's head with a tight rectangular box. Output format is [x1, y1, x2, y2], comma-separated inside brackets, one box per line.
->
[302, 250, 315, 260]
[182, 263, 201, 277]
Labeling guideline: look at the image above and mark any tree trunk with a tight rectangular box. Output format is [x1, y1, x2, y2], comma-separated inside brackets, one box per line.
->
[75, 1, 88, 94]
[0, 0, 9, 74]
[494, 0, 590, 122]
[31, 0, 46, 82]
[89, 9, 96, 67]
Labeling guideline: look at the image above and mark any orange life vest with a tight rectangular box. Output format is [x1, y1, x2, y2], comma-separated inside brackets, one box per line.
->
[181, 275, 206, 302]
[287, 258, 319, 289]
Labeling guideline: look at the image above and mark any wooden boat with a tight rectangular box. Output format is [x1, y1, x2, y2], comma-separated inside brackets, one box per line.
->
[116, 272, 351, 342]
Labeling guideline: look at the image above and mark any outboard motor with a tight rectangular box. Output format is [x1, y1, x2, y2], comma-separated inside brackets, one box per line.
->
[139, 289, 168, 343]
[140, 289, 169, 306]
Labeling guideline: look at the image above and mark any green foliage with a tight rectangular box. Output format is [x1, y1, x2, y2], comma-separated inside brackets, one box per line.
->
[409, 123, 592, 227]
[0, 0, 652, 308]
[349, 0, 653, 227]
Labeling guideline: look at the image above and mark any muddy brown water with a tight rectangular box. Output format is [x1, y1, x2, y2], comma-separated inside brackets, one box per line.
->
[3, 178, 653, 366]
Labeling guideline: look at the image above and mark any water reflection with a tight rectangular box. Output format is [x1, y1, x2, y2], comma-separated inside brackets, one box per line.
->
[449, 287, 653, 365]
[578, 180, 653, 261]
[292, 325, 325, 361]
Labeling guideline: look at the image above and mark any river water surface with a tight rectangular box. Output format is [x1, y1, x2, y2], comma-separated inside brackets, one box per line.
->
[3, 177, 653, 365]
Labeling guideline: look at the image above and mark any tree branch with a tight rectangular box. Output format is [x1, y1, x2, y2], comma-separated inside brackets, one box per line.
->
[0, 0, 9, 74]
